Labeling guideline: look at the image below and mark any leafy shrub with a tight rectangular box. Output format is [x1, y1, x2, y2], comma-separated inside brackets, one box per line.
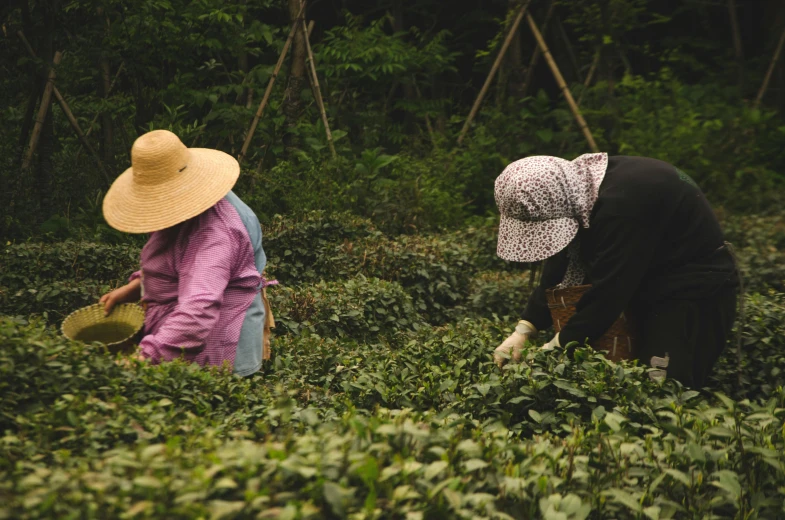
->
[270, 275, 420, 340]
[354, 234, 475, 323]
[0, 241, 139, 321]
[0, 240, 139, 289]
[452, 270, 534, 320]
[264, 211, 490, 323]
[347, 152, 470, 234]
[599, 69, 785, 212]
[263, 210, 376, 285]
[0, 317, 271, 443]
[711, 291, 785, 400]
[4, 314, 785, 519]
[0, 279, 110, 321]
[721, 213, 785, 293]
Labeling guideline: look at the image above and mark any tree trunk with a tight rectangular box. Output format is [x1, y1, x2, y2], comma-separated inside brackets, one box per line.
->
[282, 0, 308, 151]
[100, 56, 114, 163]
[95, 6, 114, 164]
[36, 0, 58, 215]
[497, 0, 524, 103]
[18, 81, 42, 162]
[17, 0, 39, 162]
[727, 0, 745, 91]
[391, 0, 415, 127]
[237, 50, 254, 108]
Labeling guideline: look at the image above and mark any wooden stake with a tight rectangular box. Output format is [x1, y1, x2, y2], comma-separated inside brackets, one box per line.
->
[17, 32, 112, 184]
[23, 51, 62, 170]
[301, 13, 337, 159]
[755, 24, 785, 108]
[727, 0, 745, 88]
[238, 2, 306, 164]
[520, 0, 556, 98]
[56, 89, 112, 186]
[525, 13, 599, 153]
[576, 47, 601, 106]
[414, 82, 436, 146]
[457, 0, 532, 145]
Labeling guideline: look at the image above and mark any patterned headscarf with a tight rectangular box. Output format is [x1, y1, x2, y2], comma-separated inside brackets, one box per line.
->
[494, 153, 609, 287]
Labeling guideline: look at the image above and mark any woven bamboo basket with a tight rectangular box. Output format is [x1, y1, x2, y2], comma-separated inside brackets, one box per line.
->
[61, 303, 145, 354]
[545, 284, 637, 362]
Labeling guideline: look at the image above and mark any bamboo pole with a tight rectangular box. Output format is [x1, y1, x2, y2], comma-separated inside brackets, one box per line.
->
[457, 0, 532, 145]
[301, 11, 337, 159]
[23, 51, 62, 170]
[520, 0, 556, 98]
[18, 32, 112, 184]
[755, 24, 785, 108]
[238, 2, 306, 164]
[58, 89, 112, 185]
[525, 13, 599, 153]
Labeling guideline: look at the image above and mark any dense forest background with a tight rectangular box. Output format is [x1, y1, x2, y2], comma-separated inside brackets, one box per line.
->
[2, 0, 785, 242]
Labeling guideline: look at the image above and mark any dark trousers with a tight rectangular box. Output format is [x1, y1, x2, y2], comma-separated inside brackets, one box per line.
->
[635, 287, 737, 388]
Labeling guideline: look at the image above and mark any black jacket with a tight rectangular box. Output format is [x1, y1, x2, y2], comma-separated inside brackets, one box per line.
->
[521, 155, 738, 346]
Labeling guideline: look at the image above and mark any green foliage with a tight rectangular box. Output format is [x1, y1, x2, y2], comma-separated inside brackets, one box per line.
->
[317, 13, 457, 148]
[711, 291, 785, 400]
[263, 210, 376, 284]
[264, 211, 486, 323]
[5, 299, 785, 518]
[0, 241, 140, 320]
[453, 271, 534, 320]
[594, 69, 785, 211]
[721, 212, 785, 293]
[271, 275, 420, 339]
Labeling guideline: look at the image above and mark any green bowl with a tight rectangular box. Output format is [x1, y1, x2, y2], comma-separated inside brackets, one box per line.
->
[61, 303, 145, 354]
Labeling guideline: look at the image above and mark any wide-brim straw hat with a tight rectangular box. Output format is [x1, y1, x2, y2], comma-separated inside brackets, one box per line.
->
[103, 130, 240, 233]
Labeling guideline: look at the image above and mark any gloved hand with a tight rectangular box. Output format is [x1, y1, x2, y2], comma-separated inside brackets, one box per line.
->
[494, 320, 537, 367]
[541, 333, 560, 351]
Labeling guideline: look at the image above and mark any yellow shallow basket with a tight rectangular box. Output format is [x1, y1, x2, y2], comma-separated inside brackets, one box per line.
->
[61, 303, 145, 354]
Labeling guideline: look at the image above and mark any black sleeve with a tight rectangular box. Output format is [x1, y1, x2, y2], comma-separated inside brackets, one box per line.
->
[521, 248, 569, 331]
[559, 214, 662, 346]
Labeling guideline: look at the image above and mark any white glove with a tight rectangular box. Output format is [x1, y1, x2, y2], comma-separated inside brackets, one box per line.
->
[541, 333, 561, 351]
[494, 320, 537, 367]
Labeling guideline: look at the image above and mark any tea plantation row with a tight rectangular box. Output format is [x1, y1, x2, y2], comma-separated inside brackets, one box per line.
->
[2, 211, 785, 518]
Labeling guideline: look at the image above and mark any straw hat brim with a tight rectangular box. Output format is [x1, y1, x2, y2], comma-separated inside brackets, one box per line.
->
[103, 148, 240, 233]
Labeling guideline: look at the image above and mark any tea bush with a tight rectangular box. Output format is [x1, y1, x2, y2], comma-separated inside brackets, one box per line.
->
[0, 279, 111, 321]
[721, 213, 785, 293]
[265, 211, 495, 323]
[0, 240, 139, 287]
[263, 211, 377, 285]
[710, 290, 785, 400]
[452, 271, 534, 321]
[0, 241, 140, 321]
[5, 209, 785, 519]
[270, 275, 420, 340]
[4, 314, 785, 518]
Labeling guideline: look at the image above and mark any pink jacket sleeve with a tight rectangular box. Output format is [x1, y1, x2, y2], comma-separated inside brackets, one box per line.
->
[138, 223, 235, 363]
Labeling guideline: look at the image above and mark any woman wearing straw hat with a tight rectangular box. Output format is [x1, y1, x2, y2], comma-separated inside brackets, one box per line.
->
[99, 129, 274, 376]
[492, 154, 739, 388]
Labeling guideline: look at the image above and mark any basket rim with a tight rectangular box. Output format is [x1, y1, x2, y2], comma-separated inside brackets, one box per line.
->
[61, 302, 145, 346]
